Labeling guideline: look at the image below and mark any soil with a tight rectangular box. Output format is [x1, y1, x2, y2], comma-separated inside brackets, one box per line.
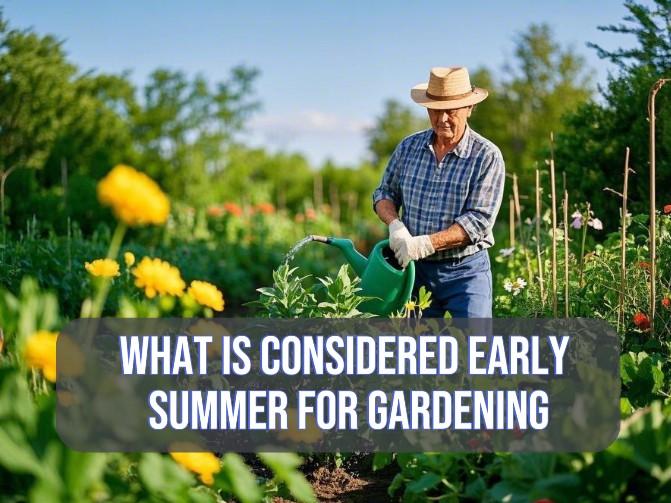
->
[272, 463, 398, 503]
[242, 453, 399, 503]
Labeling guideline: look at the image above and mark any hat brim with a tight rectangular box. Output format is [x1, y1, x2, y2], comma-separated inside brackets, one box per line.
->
[410, 84, 488, 109]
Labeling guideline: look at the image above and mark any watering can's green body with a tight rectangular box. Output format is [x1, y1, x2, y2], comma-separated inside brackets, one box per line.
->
[311, 236, 415, 316]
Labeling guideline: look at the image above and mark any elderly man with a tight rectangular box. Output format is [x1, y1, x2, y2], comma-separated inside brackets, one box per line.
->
[373, 66, 505, 318]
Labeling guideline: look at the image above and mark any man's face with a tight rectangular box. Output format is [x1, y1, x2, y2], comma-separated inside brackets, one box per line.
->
[427, 106, 473, 143]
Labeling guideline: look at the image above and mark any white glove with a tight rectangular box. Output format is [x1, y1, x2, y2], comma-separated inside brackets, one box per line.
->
[394, 235, 435, 269]
[388, 219, 411, 253]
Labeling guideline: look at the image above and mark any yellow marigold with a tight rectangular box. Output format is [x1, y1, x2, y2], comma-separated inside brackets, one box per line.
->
[97, 164, 170, 226]
[124, 251, 135, 267]
[24, 331, 58, 382]
[169, 443, 221, 485]
[187, 281, 225, 311]
[85, 258, 120, 278]
[277, 408, 323, 444]
[133, 257, 185, 299]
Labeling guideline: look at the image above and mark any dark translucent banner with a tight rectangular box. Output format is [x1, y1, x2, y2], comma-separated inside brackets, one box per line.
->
[56, 318, 620, 452]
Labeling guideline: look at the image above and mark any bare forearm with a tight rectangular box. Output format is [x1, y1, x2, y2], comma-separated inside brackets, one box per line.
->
[374, 199, 400, 226]
[429, 224, 471, 251]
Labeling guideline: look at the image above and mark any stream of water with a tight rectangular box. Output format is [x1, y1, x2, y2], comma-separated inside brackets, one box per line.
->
[281, 235, 314, 264]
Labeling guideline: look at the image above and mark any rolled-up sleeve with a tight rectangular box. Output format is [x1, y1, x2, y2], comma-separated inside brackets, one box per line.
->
[454, 148, 505, 244]
[373, 145, 404, 211]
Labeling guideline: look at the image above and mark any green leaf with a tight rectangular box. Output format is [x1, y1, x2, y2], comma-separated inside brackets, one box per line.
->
[487, 480, 530, 503]
[283, 471, 317, 503]
[258, 452, 302, 477]
[138, 453, 194, 498]
[387, 473, 406, 498]
[405, 472, 442, 493]
[217, 453, 262, 503]
[63, 451, 108, 499]
[258, 453, 315, 503]
[0, 423, 45, 477]
[372, 452, 394, 471]
[620, 397, 634, 418]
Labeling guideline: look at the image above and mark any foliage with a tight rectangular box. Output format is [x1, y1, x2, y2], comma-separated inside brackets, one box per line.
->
[250, 263, 375, 318]
[556, 0, 671, 231]
[131, 66, 260, 201]
[374, 402, 671, 502]
[0, 193, 319, 503]
[365, 99, 429, 167]
[0, 13, 77, 227]
[469, 23, 594, 187]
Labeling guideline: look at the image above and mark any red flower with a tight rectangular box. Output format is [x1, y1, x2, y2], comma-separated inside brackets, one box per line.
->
[633, 312, 651, 331]
[662, 297, 671, 309]
[636, 261, 650, 269]
[663, 204, 671, 214]
[206, 205, 224, 217]
[222, 202, 243, 217]
[255, 202, 276, 215]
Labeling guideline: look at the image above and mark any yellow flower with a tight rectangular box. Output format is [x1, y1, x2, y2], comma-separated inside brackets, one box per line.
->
[277, 408, 323, 444]
[187, 281, 225, 311]
[124, 251, 135, 267]
[133, 257, 185, 299]
[85, 258, 120, 278]
[24, 331, 58, 382]
[97, 164, 170, 226]
[169, 443, 221, 485]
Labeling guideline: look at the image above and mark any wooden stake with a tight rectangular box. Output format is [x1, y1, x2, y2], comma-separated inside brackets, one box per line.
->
[563, 190, 570, 318]
[619, 147, 631, 332]
[550, 134, 558, 317]
[536, 169, 545, 306]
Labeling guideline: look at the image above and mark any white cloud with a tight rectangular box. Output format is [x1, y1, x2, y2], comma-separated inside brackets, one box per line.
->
[250, 109, 373, 134]
[243, 109, 374, 166]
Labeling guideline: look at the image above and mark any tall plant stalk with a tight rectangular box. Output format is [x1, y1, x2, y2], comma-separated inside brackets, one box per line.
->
[648, 78, 670, 336]
[550, 133, 558, 317]
[509, 196, 516, 248]
[578, 202, 590, 289]
[511, 173, 534, 284]
[563, 191, 569, 317]
[619, 147, 631, 333]
[535, 169, 545, 305]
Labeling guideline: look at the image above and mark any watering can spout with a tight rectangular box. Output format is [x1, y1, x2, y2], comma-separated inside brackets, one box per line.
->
[308, 235, 416, 316]
[309, 235, 368, 277]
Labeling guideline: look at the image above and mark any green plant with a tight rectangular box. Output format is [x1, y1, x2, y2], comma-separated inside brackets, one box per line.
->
[249, 263, 374, 319]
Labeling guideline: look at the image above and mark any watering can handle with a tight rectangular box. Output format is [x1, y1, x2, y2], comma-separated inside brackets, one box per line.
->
[402, 261, 416, 308]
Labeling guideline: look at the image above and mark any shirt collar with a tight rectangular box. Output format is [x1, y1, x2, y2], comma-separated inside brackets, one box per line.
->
[424, 125, 474, 159]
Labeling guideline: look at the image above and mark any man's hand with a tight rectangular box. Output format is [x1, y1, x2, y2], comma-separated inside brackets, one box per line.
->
[388, 219, 411, 253]
[394, 235, 435, 268]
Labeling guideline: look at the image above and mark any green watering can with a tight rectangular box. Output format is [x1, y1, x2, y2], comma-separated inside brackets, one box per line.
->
[310, 236, 415, 316]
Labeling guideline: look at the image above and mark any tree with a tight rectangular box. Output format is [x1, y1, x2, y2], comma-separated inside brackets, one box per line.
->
[469, 23, 594, 183]
[131, 66, 261, 201]
[365, 99, 428, 167]
[555, 0, 671, 230]
[0, 13, 77, 227]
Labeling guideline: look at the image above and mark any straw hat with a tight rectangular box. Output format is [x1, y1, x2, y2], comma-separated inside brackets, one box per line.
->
[411, 67, 488, 109]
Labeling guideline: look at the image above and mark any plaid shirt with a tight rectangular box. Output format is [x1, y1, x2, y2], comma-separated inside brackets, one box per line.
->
[373, 126, 505, 260]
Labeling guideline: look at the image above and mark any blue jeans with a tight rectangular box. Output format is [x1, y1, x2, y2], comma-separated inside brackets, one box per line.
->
[412, 250, 492, 318]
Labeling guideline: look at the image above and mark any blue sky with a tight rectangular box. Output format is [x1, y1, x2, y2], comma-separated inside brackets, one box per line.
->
[2, 1, 644, 166]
